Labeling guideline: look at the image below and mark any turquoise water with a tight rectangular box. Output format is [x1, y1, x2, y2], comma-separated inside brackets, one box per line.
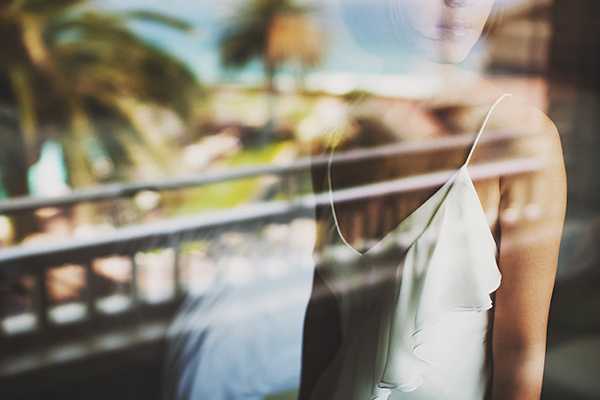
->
[0, 141, 67, 200]
[28, 141, 68, 197]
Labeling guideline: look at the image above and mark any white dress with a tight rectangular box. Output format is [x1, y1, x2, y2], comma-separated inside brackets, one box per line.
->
[309, 94, 511, 400]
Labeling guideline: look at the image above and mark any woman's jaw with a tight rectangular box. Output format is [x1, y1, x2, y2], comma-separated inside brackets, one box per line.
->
[396, 0, 496, 64]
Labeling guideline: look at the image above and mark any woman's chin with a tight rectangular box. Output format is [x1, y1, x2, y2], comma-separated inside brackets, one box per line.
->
[418, 43, 476, 66]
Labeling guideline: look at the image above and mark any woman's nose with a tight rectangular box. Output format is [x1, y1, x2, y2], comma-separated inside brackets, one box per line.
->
[445, 0, 474, 7]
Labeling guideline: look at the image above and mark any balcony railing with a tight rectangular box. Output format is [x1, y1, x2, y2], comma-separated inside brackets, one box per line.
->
[0, 130, 539, 395]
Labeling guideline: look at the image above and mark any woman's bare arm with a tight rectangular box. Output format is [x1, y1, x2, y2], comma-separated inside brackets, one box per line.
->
[492, 110, 567, 399]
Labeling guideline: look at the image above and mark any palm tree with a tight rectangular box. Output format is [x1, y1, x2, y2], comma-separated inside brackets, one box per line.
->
[218, 0, 324, 140]
[44, 9, 203, 183]
[0, 0, 204, 240]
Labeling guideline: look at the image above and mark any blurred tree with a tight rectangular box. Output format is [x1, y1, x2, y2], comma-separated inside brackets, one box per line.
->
[0, 0, 203, 240]
[218, 0, 324, 140]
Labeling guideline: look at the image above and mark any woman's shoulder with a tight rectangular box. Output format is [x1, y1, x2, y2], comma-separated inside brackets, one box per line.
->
[491, 94, 556, 134]
[481, 84, 566, 209]
[453, 76, 562, 159]
[490, 93, 562, 163]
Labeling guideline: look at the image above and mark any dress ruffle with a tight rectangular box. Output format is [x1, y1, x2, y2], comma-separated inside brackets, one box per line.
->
[373, 169, 501, 399]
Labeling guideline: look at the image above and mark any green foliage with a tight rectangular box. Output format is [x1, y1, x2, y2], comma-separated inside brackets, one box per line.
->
[342, 89, 372, 104]
[172, 141, 290, 215]
[0, 0, 205, 240]
[179, 240, 211, 254]
[121, 10, 196, 32]
[218, 0, 323, 83]
[0, 0, 204, 192]
[45, 9, 202, 123]
[219, 0, 308, 69]
[218, 1, 324, 141]
[14, 0, 84, 16]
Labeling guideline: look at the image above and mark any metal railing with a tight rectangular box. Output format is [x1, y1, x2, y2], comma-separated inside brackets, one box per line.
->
[0, 130, 539, 381]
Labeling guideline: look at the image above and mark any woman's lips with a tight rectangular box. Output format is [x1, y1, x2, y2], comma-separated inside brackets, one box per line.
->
[435, 21, 473, 38]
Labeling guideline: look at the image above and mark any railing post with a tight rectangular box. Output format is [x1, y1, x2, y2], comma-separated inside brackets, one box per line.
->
[283, 172, 298, 206]
[85, 261, 97, 320]
[131, 254, 139, 305]
[173, 246, 183, 298]
[34, 269, 49, 332]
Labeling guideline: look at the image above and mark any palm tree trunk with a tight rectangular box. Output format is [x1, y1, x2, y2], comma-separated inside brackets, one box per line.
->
[0, 105, 40, 243]
[262, 62, 277, 145]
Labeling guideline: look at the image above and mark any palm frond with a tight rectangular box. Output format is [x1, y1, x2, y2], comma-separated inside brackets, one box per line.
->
[218, 0, 323, 72]
[122, 10, 196, 33]
[2, 1, 205, 194]
[267, 13, 323, 67]
[45, 9, 203, 124]
[15, 0, 85, 17]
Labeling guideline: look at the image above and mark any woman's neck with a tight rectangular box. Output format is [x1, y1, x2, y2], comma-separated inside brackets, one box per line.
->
[381, 55, 481, 103]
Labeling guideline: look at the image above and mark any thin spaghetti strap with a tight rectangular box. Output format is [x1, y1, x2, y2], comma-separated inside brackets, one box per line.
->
[464, 93, 513, 166]
[327, 147, 363, 256]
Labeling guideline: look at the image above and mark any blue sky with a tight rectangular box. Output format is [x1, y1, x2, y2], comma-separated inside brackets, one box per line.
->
[92, 0, 384, 84]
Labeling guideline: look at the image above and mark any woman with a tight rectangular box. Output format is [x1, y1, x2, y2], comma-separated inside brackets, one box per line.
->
[300, 0, 566, 399]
